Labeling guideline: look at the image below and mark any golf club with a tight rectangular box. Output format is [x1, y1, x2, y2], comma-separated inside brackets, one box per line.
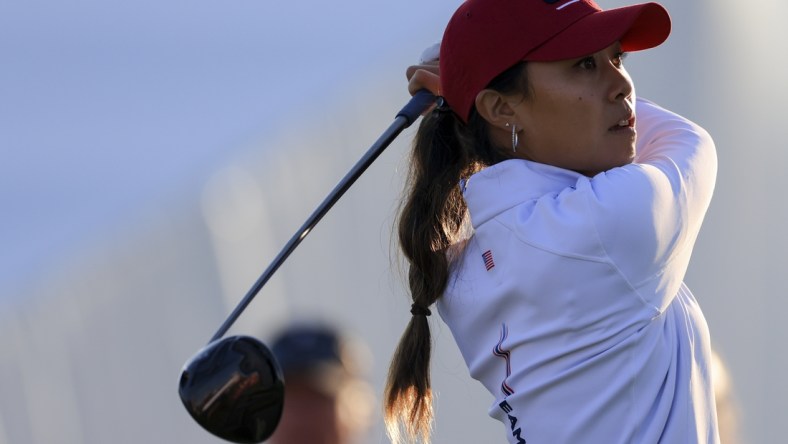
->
[179, 90, 436, 443]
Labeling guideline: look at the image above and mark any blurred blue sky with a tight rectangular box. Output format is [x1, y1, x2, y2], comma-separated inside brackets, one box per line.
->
[0, 0, 456, 295]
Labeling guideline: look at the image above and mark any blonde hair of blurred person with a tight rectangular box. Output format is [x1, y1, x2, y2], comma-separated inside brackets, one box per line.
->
[712, 349, 741, 444]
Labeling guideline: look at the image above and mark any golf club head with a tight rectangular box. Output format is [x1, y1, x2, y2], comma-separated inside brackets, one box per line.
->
[179, 335, 285, 443]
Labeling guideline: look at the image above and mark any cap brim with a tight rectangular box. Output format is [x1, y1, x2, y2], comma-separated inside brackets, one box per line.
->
[525, 2, 671, 62]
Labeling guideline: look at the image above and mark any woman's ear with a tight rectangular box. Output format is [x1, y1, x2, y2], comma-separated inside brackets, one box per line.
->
[475, 89, 517, 130]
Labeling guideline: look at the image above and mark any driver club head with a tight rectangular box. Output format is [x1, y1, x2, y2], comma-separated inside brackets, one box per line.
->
[179, 335, 285, 443]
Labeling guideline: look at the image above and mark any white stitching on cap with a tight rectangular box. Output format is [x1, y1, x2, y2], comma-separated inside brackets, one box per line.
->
[556, 0, 581, 10]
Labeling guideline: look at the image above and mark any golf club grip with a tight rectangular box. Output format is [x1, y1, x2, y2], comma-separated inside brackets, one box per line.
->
[209, 90, 437, 343]
[397, 89, 438, 124]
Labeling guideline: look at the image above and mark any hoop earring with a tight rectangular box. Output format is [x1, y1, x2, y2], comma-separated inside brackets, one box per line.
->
[511, 124, 519, 153]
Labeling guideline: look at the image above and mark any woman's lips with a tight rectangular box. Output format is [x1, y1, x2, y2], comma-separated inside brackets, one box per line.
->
[609, 116, 636, 131]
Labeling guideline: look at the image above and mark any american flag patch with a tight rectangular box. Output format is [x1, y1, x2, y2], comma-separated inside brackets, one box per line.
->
[482, 250, 495, 271]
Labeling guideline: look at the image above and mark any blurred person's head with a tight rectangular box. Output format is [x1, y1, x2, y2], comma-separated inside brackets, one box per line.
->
[268, 322, 375, 444]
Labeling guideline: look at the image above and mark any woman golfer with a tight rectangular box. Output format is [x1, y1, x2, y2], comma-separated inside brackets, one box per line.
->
[385, 0, 720, 443]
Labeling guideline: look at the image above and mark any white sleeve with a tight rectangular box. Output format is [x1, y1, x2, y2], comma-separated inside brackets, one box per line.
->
[583, 98, 717, 297]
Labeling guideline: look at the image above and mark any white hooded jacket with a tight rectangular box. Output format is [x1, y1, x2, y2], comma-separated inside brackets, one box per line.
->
[438, 98, 719, 443]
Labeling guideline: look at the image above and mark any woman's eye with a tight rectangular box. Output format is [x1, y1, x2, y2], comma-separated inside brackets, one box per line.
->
[578, 57, 596, 69]
[613, 52, 628, 67]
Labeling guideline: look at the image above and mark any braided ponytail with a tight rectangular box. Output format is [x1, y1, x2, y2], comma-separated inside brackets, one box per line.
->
[385, 62, 529, 443]
[384, 106, 470, 444]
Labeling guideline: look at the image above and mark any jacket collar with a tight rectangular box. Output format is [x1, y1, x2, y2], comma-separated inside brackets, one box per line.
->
[463, 159, 584, 228]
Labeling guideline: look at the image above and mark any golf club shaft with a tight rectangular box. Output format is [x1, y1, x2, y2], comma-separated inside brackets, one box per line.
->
[209, 90, 436, 343]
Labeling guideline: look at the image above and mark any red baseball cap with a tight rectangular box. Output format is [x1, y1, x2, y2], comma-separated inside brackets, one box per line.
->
[440, 0, 671, 122]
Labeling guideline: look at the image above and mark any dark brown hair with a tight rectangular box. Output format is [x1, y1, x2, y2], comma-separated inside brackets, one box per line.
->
[384, 61, 529, 443]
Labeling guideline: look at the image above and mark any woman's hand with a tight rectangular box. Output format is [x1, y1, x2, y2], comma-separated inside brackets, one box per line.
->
[407, 42, 441, 97]
[406, 61, 441, 97]
[406, 43, 441, 116]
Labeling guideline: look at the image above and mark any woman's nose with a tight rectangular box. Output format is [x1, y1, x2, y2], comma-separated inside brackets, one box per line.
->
[608, 65, 634, 103]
